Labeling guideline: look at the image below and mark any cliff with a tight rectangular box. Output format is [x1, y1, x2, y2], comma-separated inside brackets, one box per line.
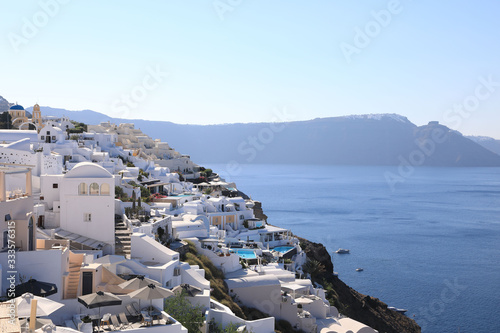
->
[0, 95, 13, 112]
[298, 237, 421, 333]
[35, 105, 500, 167]
[252, 201, 268, 223]
[467, 136, 500, 156]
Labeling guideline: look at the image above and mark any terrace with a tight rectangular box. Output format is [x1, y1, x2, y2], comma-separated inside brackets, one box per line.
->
[65, 308, 185, 333]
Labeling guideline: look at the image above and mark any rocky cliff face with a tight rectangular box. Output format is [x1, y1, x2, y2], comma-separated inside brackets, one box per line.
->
[0, 96, 13, 112]
[252, 201, 268, 222]
[299, 237, 421, 333]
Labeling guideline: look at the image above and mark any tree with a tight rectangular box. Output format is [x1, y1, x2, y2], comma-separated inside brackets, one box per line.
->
[0, 112, 12, 129]
[164, 291, 205, 333]
[303, 259, 325, 280]
[202, 168, 213, 178]
[132, 191, 136, 211]
[115, 186, 124, 199]
[139, 185, 151, 199]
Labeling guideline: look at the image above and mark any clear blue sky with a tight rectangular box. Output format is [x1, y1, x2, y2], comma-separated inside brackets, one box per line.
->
[1, 0, 499, 138]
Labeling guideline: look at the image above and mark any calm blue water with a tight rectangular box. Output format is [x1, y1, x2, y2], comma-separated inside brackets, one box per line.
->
[205, 164, 500, 333]
[230, 248, 257, 259]
[273, 246, 295, 254]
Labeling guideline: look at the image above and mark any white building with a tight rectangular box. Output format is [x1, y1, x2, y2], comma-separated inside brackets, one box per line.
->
[40, 162, 116, 254]
[0, 139, 63, 177]
[0, 165, 36, 251]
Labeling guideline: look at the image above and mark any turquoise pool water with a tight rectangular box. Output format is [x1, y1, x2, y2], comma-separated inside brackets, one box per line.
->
[273, 246, 294, 253]
[230, 249, 257, 259]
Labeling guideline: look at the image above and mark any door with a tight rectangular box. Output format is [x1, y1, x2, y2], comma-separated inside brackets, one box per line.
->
[82, 272, 93, 295]
[28, 217, 34, 251]
[37, 215, 44, 228]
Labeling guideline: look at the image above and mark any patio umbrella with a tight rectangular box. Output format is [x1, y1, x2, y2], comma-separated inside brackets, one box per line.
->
[12, 279, 57, 298]
[15, 293, 64, 317]
[118, 276, 161, 290]
[19, 318, 54, 330]
[171, 284, 202, 297]
[118, 276, 161, 308]
[78, 291, 122, 332]
[128, 283, 174, 315]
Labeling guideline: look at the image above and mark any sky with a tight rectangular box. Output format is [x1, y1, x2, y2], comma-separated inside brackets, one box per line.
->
[1, 0, 499, 138]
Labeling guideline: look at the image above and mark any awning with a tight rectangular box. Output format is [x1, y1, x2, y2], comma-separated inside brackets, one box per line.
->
[54, 229, 106, 249]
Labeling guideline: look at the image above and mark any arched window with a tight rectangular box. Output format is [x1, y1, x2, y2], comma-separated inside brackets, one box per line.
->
[89, 183, 100, 195]
[100, 183, 110, 196]
[78, 183, 87, 195]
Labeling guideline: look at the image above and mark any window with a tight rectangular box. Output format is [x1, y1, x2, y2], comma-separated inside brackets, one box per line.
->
[52, 136, 56, 141]
[240, 215, 244, 220]
[78, 183, 87, 195]
[41, 136, 45, 140]
[100, 183, 110, 195]
[84, 213, 92, 222]
[52, 183, 58, 189]
[89, 183, 99, 195]
[47, 131, 50, 135]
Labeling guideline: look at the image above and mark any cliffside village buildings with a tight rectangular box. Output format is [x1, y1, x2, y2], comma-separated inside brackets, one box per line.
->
[0, 104, 377, 333]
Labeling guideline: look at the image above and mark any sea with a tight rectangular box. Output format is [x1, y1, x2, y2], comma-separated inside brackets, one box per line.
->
[204, 164, 500, 333]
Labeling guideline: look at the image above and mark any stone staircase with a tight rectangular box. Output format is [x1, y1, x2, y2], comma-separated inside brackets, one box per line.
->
[65, 252, 84, 299]
[115, 220, 131, 258]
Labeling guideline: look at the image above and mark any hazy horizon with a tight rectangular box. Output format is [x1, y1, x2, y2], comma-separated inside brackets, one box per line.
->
[2, 1, 499, 139]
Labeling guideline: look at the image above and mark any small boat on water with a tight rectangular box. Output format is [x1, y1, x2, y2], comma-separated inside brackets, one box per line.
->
[335, 248, 350, 254]
[388, 306, 408, 314]
[356, 268, 363, 272]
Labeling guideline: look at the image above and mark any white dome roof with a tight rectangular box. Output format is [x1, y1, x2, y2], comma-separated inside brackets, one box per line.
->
[64, 162, 113, 178]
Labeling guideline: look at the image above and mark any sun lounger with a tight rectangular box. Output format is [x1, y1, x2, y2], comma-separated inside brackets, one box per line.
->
[126, 304, 140, 318]
[118, 313, 132, 329]
[130, 302, 141, 314]
[141, 311, 153, 326]
[110, 314, 122, 330]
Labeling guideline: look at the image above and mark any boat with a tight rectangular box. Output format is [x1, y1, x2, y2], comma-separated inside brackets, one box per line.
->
[355, 268, 363, 272]
[335, 248, 350, 254]
[388, 307, 408, 314]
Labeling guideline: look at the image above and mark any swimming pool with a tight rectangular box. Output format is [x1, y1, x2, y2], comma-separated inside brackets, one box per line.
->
[230, 249, 257, 259]
[273, 246, 294, 253]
